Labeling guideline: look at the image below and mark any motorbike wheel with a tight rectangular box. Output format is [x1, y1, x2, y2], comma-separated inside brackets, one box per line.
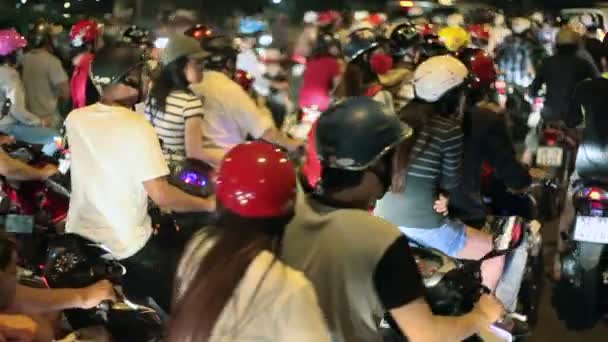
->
[552, 249, 602, 330]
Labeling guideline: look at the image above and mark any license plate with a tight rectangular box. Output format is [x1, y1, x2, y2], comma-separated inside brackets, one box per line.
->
[574, 216, 608, 244]
[536, 146, 563, 167]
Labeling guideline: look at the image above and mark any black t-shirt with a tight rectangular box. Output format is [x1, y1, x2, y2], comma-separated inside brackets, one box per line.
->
[449, 106, 531, 223]
[373, 235, 425, 310]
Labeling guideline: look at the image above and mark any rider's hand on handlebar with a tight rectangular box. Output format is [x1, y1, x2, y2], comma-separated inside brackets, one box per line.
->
[473, 294, 505, 326]
[79, 280, 117, 309]
[0, 314, 38, 342]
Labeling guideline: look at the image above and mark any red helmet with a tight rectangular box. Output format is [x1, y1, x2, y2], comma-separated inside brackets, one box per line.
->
[70, 19, 101, 48]
[317, 10, 341, 27]
[234, 69, 254, 92]
[216, 141, 296, 218]
[469, 24, 490, 42]
[184, 24, 213, 41]
[458, 48, 496, 89]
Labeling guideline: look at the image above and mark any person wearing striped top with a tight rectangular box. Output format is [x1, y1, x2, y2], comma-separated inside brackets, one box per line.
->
[145, 34, 210, 168]
[375, 55, 505, 295]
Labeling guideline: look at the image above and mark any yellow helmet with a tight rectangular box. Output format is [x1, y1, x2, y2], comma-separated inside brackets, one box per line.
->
[438, 26, 470, 52]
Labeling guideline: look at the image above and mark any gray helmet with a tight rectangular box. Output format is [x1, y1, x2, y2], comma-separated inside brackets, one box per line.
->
[316, 97, 413, 171]
[91, 45, 144, 87]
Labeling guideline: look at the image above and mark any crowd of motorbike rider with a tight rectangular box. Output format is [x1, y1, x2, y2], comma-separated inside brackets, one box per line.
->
[0, 7, 605, 341]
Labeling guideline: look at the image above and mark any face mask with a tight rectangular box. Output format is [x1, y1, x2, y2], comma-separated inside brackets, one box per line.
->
[369, 53, 394, 75]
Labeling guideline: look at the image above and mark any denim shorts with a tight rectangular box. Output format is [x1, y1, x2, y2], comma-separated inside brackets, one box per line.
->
[399, 219, 467, 257]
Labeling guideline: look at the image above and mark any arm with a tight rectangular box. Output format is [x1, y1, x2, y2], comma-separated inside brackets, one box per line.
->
[7, 77, 41, 126]
[143, 177, 214, 213]
[12, 280, 115, 315]
[528, 62, 545, 97]
[484, 114, 531, 190]
[391, 298, 497, 342]
[0, 151, 56, 181]
[237, 90, 303, 151]
[184, 116, 209, 161]
[373, 237, 502, 342]
[439, 126, 464, 192]
[182, 100, 209, 162]
[567, 84, 585, 128]
[49, 58, 70, 101]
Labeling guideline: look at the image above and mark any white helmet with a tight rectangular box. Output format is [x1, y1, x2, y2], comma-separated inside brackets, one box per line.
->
[303, 11, 318, 24]
[414, 55, 468, 103]
[446, 13, 465, 27]
[511, 17, 531, 34]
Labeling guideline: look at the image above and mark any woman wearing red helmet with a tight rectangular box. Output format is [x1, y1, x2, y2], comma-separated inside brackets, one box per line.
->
[169, 141, 330, 342]
[69, 19, 104, 109]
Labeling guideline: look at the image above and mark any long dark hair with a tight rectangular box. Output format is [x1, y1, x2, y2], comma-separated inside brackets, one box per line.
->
[147, 56, 191, 112]
[168, 207, 292, 342]
[335, 54, 378, 98]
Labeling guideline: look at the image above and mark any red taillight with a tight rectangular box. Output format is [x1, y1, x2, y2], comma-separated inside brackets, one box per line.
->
[588, 188, 605, 201]
[543, 130, 559, 145]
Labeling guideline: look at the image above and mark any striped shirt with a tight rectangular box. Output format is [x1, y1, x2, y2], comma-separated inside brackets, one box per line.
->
[376, 114, 464, 229]
[144, 91, 204, 164]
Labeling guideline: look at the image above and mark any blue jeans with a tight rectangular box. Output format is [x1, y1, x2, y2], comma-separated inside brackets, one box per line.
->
[0, 124, 60, 156]
[399, 219, 468, 257]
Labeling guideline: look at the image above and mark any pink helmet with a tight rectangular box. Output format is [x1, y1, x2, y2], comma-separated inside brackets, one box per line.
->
[0, 29, 27, 57]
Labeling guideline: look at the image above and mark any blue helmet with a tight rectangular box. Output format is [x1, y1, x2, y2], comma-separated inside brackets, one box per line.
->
[239, 17, 268, 36]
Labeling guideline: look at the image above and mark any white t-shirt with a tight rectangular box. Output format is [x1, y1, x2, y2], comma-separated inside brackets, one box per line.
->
[0, 66, 41, 126]
[65, 103, 170, 259]
[21, 49, 68, 119]
[190, 71, 274, 168]
[175, 231, 331, 342]
[237, 49, 270, 96]
[144, 90, 205, 163]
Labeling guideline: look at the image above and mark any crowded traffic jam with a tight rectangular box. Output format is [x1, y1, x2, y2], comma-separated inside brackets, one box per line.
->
[0, 0, 605, 340]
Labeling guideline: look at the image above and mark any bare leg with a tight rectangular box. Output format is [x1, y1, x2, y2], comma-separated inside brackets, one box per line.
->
[456, 227, 505, 292]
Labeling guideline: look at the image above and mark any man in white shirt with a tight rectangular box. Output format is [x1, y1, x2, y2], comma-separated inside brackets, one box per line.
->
[65, 45, 214, 311]
[190, 36, 302, 169]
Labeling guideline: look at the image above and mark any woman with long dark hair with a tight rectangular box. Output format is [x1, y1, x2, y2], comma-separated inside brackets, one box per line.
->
[169, 141, 330, 342]
[145, 34, 208, 167]
[375, 55, 506, 303]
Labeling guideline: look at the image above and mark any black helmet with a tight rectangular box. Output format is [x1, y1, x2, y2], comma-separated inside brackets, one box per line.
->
[343, 28, 379, 62]
[316, 97, 413, 171]
[387, 21, 421, 57]
[122, 25, 153, 48]
[28, 20, 53, 48]
[91, 45, 144, 88]
[201, 35, 238, 70]
[312, 32, 341, 57]
[184, 24, 213, 41]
